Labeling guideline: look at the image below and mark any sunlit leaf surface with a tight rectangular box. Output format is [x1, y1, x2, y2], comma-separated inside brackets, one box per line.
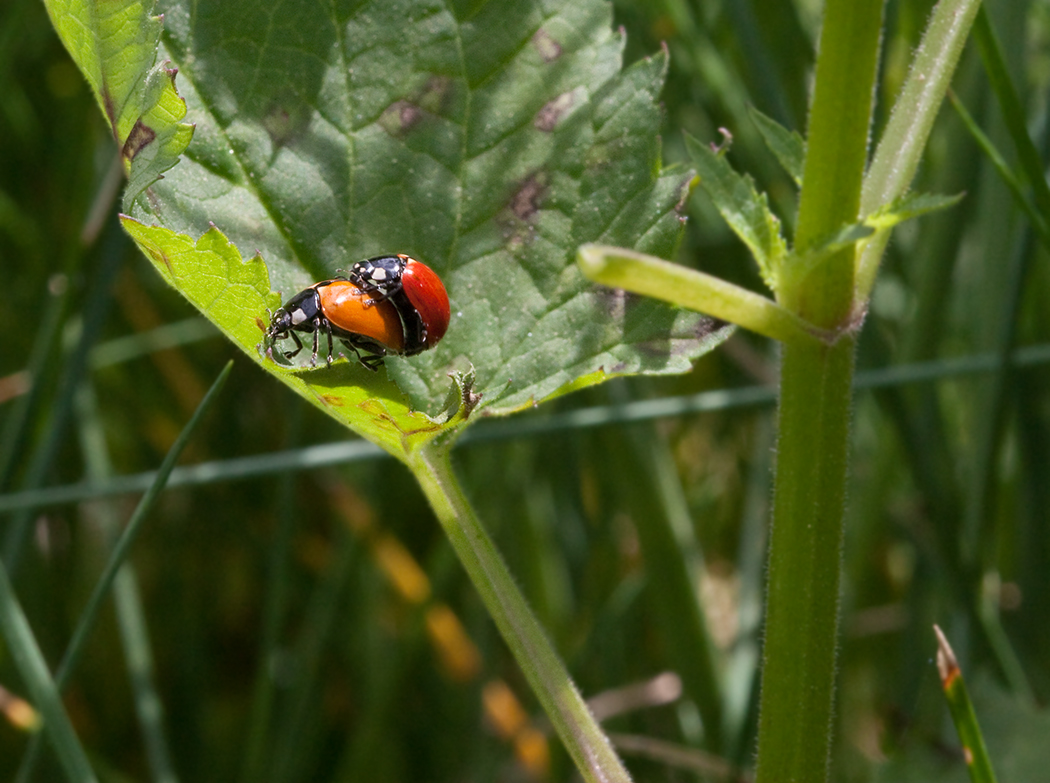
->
[51, 0, 732, 455]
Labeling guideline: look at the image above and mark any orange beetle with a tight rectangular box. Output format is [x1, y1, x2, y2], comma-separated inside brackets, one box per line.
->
[266, 255, 449, 371]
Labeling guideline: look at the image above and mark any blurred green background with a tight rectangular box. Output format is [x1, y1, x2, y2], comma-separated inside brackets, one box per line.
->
[2, 0, 1049, 780]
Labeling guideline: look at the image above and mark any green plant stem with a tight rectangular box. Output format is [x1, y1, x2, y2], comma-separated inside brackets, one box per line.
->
[757, 336, 855, 783]
[755, 0, 881, 778]
[409, 442, 632, 783]
[788, 0, 882, 326]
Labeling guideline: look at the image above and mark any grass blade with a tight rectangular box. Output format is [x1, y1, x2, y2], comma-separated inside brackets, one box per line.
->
[948, 92, 1050, 249]
[57, 362, 231, 688]
[14, 362, 232, 782]
[605, 409, 724, 749]
[3, 217, 126, 574]
[0, 564, 97, 782]
[934, 625, 999, 783]
[972, 7, 1050, 224]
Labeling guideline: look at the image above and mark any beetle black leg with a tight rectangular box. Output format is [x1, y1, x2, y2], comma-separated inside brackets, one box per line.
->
[339, 340, 383, 372]
[360, 353, 384, 371]
[408, 320, 427, 351]
[325, 326, 336, 366]
[346, 271, 397, 307]
[309, 329, 320, 367]
[344, 342, 372, 371]
[360, 291, 392, 308]
[283, 331, 304, 360]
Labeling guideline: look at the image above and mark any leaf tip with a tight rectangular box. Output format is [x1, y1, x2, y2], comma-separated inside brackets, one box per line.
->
[933, 624, 960, 687]
[713, 128, 733, 156]
[438, 367, 483, 426]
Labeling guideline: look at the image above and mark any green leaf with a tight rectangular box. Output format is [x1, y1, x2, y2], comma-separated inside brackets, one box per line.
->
[684, 130, 788, 292]
[783, 222, 874, 293]
[121, 219, 450, 460]
[43, 0, 194, 208]
[47, 0, 733, 449]
[749, 105, 805, 186]
[864, 191, 964, 230]
[782, 193, 960, 295]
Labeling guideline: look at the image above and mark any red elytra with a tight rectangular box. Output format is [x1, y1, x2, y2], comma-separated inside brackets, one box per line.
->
[399, 258, 451, 348]
[344, 254, 451, 355]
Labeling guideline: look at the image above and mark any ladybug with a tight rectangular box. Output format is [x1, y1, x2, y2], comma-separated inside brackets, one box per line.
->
[343, 254, 450, 354]
[266, 255, 450, 371]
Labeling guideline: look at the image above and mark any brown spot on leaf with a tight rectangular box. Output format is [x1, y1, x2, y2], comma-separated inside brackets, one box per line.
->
[103, 88, 117, 133]
[134, 237, 174, 276]
[358, 398, 393, 420]
[355, 399, 443, 443]
[535, 90, 576, 132]
[510, 174, 546, 222]
[263, 94, 311, 148]
[697, 316, 730, 337]
[158, 248, 174, 276]
[321, 394, 344, 407]
[122, 120, 156, 161]
[418, 75, 452, 113]
[595, 286, 629, 321]
[497, 174, 549, 251]
[379, 100, 424, 137]
[379, 77, 455, 139]
[532, 29, 562, 62]
[674, 172, 696, 214]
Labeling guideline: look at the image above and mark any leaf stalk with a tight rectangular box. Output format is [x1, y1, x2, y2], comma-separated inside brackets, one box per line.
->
[409, 443, 633, 783]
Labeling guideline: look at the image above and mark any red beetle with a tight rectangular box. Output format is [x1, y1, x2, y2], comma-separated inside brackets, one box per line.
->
[266, 255, 450, 370]
[344, 254, 451, 353]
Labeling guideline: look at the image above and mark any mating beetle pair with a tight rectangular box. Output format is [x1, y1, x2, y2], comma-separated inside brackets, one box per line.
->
[266, 254, 450, 371]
